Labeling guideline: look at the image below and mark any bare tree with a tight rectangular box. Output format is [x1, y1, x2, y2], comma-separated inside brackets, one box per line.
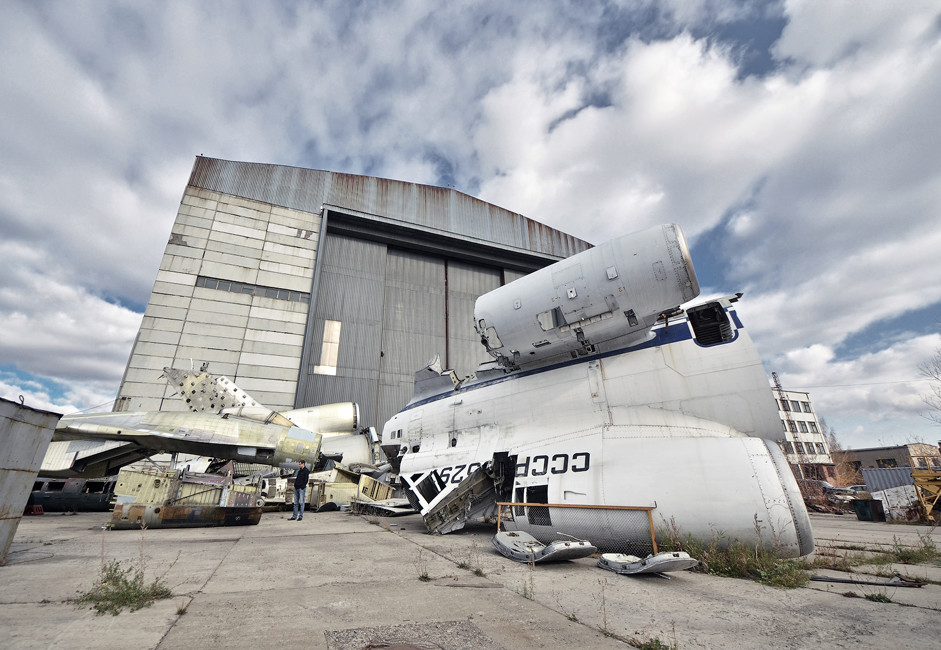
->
[822, 418, 860, 486]
[920, 339, 941, 426]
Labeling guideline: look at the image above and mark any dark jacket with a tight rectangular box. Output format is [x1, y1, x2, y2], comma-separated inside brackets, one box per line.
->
[294, 466, 310, 489]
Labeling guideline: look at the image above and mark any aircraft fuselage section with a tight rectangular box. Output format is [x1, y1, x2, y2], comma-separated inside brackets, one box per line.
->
[384, 304, 813, 556]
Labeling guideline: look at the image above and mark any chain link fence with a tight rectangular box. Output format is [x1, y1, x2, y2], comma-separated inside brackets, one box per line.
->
[496, 502, 658, 556]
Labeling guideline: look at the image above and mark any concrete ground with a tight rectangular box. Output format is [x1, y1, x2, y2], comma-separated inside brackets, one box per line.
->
[1, 510, 939, 649]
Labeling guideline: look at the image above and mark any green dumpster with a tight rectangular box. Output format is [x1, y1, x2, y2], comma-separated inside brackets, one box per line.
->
[852, 498, 885, 522]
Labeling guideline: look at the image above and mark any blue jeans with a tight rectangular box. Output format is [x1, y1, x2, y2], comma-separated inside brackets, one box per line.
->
[293, 487, 306, 519]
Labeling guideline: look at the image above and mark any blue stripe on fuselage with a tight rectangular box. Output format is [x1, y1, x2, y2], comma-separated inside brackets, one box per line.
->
[399, 307, 743, 413]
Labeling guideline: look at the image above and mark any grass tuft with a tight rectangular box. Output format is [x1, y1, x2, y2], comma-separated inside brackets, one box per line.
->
[864, 592, 892, 603]
[659, 517, 809, 588]
[73, 559, 172, 616]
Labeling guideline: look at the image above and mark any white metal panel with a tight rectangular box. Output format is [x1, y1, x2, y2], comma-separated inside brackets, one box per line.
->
[1, 399, 59, 565]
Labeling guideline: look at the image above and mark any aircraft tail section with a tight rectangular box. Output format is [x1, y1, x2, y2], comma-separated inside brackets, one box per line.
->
[162, 367, 267, 415]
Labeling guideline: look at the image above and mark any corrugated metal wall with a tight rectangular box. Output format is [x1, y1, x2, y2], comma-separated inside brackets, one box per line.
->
[377, 250, 447, 426]
[447, 261, 502, 380]
[299, 235, 387, 426]
[861, 467, 915, 492]
[299, 234, 510, 429]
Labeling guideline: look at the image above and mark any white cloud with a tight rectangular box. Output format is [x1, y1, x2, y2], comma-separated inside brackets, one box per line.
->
[0, 1, 939, 448]
[775, 0, 940, 67]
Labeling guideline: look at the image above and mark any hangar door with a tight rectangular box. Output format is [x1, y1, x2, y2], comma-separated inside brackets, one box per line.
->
[298, 233, 502, 430]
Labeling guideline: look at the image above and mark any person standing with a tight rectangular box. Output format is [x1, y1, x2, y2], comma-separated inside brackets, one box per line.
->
[289, 459, 310, 521]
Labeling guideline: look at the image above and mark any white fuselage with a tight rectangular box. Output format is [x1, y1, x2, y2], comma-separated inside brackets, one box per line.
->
[383, 303, 814, 556]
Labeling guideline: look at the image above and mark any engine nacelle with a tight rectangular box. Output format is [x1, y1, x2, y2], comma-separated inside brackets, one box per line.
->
[474, 223, 699, 369]
[281, 402, 360, 434]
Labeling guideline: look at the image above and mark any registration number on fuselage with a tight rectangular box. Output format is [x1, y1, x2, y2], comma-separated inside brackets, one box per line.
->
[516, 452, 590, 477]
[433, 452, 591, 485]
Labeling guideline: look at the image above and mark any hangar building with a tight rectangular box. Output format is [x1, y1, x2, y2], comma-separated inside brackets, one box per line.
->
[116, 156, 590, 430]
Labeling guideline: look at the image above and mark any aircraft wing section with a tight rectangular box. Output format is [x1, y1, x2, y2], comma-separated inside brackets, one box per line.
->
[54, 410, 321, 468]
[40, 439, 150, 479]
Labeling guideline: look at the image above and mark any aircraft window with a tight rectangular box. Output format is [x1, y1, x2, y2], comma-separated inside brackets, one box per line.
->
[314, 320, 341, 375]
[46, 481, 66, 491]
[687, 302, 733, 345]
[526, 485, 552, 526]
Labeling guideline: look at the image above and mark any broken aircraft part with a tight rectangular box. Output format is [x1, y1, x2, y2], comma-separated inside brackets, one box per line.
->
[46, 366, 373, 477]
[108, 466, 263, 529]
[491, 530, 597, 563]
[597, 552, 699, 575]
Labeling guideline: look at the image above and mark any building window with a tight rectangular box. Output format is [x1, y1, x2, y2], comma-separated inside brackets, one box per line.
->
[876, 458, 898, 468]
[801, 401, 812, 413]
[196, 275, 310, 303]
[790, 400, 801, 411]
[781, 420, 787, 431]
[314, 320, 341, 375]
[781, 400, 790, 411]
[794, 442, 805, 454]
[789, 422, 798, 433]
[798, 421, 808, 433]
[815, 443, 826, 454]
[784, 442, 795, 454]
[809, 422, 819, 433]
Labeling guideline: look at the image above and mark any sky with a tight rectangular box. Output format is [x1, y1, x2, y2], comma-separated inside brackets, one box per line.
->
[1, 0, 940, 449]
